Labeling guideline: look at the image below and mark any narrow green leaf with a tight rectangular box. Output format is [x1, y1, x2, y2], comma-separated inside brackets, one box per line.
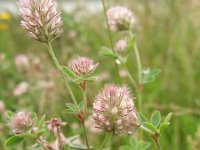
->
[79, 102, 84, 111]
[5, 136, 24, 147]
[142, 122, 157, 133]
[68, 135, 80, 143]
[159, 122, 170, 134]
[36, 128, 46, 137]
[38, 114, 46, 129]
[99, 47, 117, 59]
[61, 66, 77, 79]
[65, 103, 78, 113]
[150, 111, 161, 128]
[164, 113, 173, 123]
[139, 113, 148, 123]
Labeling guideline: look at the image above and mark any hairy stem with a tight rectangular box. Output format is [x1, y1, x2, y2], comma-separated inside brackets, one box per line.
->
[47, 42, 79, 108]
[99, 133, 110, 150]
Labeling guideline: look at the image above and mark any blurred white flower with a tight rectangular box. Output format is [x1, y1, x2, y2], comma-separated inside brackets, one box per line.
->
[107, 6, 136, 31]
[37, 80, 55, 91]
[67, 30, 77, 39]
[13, 81, 29, 97]
[32, 57, 41, 71]
[15, 54, 30, 72]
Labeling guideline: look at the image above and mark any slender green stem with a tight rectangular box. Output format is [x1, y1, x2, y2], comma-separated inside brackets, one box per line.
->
[101, 0, 115, 52]
[124, 65, 137, 88]
[99, 133, 110, 150]
[82, 122, 90, 150]
[47, 42, 79, 108]
[82, 83, 87, 116]
[134, 44, 142, 112]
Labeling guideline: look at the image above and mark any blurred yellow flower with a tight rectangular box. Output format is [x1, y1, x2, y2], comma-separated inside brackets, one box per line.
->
[0, 12, 11, 20]
[0, 23, 8, 30]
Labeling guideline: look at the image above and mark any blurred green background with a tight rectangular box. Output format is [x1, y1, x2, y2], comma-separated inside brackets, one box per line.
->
[0, 0, 200, 149]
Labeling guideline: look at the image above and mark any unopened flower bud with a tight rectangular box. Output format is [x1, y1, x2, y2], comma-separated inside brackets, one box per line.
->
[93, 84, 139, 135]
[19, 0, 63, 43]
[115, 39, 127, 53]
[45, 118, 66, 133]
[107, 6, 136, 31]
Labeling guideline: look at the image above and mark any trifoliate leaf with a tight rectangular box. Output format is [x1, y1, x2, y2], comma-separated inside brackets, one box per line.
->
[142, 68, 161, 84]
[150, 111, 161, 128]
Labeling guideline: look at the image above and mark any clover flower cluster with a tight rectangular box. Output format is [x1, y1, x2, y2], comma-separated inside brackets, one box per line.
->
[107, 6, 136, 31]
[7, 111, 33, 134]
[19, 0, 63, 42]
[93, 84, 139, 135]
[68, 57, 98, 77]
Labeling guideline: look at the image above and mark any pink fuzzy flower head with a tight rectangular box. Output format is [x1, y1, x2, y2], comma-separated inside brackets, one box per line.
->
[8, 111, 33, 134]
[107, 6, 136, 31]
[93, 84, 139, 135]
[19, 0, 63, 43]
[68, 57, 98, 77]
[115, 39, 127, 53]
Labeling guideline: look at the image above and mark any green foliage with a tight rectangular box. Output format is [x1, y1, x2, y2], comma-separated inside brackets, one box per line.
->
[99, 47, 117, 59]
[120, 137, 151, 150]
[142, 68, 161, 84]
[65, 103, 79, 113]
[141, 111, 173, 137]
[150, 111, 161, 127]
[139, 113, 148, 123]
[62, 66, 77, 79]
[5, 136, 24, 147]
[37, 114, 46, 129]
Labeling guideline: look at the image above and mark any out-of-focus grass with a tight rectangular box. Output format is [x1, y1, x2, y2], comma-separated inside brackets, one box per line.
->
[0, 0, 200, 149]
